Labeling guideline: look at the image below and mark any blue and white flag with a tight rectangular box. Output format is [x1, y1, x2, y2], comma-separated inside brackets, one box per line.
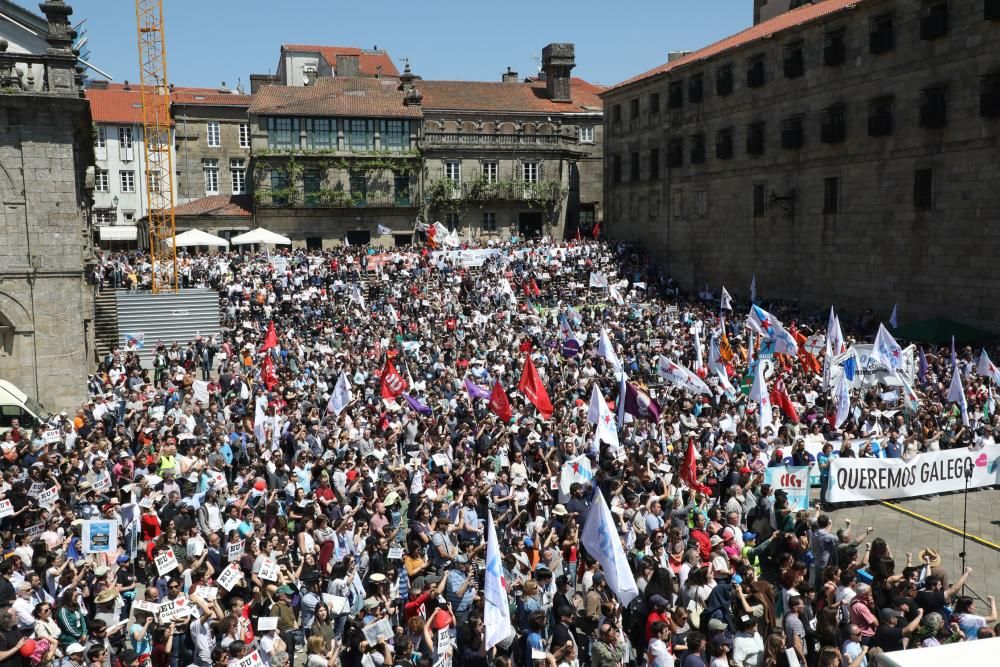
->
[749, 360, 773, 434]
[485, 512, 512, 650]
[327, 371, 353, 416]
[559, 454, 594, 502]
[889, 304, 899, 328]
[834, 373, 852, 428]
[587, 384, 619, 452]
[597, 328, 623, 374]
[377, 224, 392, 236]
[580, 490, 639, 606]
[977, 349, 1000, 385]
[871, 323, 903, 373]
[746, 304, 782, 337]
[720, 286, 733, 312]
[750, 274, 757, 303]
[947, 362, 969, 426]
[397, 563, 410, 600]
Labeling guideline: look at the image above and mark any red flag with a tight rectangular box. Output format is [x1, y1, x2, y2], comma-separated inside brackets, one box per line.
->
[790, 324, 821, 375]
[518, 356, 553, 420]
[591, 222, 601, 239]
[261, 321, 278, 351]
[380, 359, 408, 399]
[519, 338, 533, 354]
[575, 227, 581, 241]
[261, 354, 278, 390]
[680, 440, 712, 496]
[488, 381, 513, 422]
[530, 279, 541, 298]
[770, 378, 800, 424]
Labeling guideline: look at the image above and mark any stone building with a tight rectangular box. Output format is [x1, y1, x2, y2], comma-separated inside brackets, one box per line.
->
[0, 0, 95, 411]
[250, 44, 398, 92]
[603, 0, 1000, 327]
[247, 75, 423, 248]
[418, 43, 604, 241]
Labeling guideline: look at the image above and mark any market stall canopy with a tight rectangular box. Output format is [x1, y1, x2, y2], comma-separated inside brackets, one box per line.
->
[167, 229, 230, 248]
[230, 228, 291, 246]
[891, 317, 996, 346]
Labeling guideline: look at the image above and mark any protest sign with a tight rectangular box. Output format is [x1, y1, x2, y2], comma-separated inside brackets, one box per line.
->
[37, 486, 58, 508]
[363, 619, 394, 647]
[227, 540, 244, 562]
[217, 564, 242, 591]
[827, 444, 1000, 503]
[154, 549, 179, 576]
[25, 523, 43, 539]
[82, 519, 118, 554]
[93, 475, 112, 493]
[28, 482, 45, 497]
[257, 557, 279, 581]
[236, 651, 264, 667]
[763, 466, 810, 511]
[43, 430, 61, 444]
[193, 585, 218, 602]
[0, 500, 13, 519]
[157, 595, 190, 623]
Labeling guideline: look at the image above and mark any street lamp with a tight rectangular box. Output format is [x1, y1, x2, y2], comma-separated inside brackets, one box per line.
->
[111, 195, 119, 224]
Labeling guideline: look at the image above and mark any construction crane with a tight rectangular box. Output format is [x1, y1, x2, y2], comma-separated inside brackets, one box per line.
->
[134, 0, 178, 293]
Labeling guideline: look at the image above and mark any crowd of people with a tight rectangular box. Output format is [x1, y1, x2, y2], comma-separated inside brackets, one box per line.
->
[2, 237, 996, 667]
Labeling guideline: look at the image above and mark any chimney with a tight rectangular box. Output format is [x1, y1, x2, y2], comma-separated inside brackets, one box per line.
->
[541, 43, 575, 102]
[667, 50, 692, 62]
[501, 66, 519, 83]
[398, 60, 421, 92]
[122, 79, 130, 91]
[403, 86, 422, 107]
[88, 80, 109, 90]
[335, 54, 361, 78]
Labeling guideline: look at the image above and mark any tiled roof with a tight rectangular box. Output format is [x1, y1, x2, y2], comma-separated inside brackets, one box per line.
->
[248, 77, 422, 118]
[281, 44, 399, 78]
[171, 86, 253, 106]
[85, 87, 172, 125]
[419, 77, 604, 113]
[173, 195, 252, 218]
[604, 0, 863, 94]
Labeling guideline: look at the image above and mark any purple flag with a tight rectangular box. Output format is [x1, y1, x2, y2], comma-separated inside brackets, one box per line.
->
[464, 377, 491, 400]
[918, 346, 928, 384]
[403, 393, 433, 416]
[622, 382, 661, 424]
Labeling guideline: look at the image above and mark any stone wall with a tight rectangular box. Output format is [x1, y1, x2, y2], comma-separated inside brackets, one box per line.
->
[174, 105, 251, 203]
[604, 0, 1000, 328]
[0, 94, 94, 411]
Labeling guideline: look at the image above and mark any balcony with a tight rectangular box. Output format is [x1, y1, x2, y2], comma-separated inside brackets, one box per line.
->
[0, 50, 76, 95]
[256, 189, 416, 209]
[425, 177, 566, 208]
[421, 132, 579, 149]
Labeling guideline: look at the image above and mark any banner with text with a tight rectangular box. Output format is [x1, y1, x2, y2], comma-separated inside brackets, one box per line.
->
[764, 465, 810, 511]
[827, 444, 1000, 503]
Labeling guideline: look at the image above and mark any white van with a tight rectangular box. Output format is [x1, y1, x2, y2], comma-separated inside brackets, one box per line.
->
[0, 380, 50, 434]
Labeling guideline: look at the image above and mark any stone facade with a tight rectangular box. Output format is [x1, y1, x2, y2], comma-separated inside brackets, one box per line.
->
[603, 0, 1000, 328]
[0, 0, 95, 411]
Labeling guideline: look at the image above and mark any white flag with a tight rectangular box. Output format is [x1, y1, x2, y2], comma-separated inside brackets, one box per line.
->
[589, 272, 609, 288]
[559, 455, 594, 503]
[720, 286, 733, 312]
[350, 283, 366, 310]
[580, 490, 639, 606]
[977, 349, 1000, 385]
[608, 284, 624, 305]
[947, 364, 969, 426]
[484, 512, 511, 650]
[253, 395, 268, 444]
[713, 364, 737, 396]
[597, 328, 622, 374]
[834, 373, 851, 428]
[377, 224, 392, 235]
[587, 384, 619, 452]
[871, 323, 903, 373]
[693, 329, 704, 372]
[896, 371, 920, 415]
[656, 355, 711, 396]
[749, 361, 773, 434]
[327, 372, 353, 416]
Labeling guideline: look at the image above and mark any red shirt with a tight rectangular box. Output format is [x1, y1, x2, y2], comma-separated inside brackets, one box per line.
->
[404, 590, 431, 622]
[645, 610, 670, 642]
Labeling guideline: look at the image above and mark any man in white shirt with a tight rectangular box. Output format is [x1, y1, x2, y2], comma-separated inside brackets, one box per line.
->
[11, 583, 36, 632]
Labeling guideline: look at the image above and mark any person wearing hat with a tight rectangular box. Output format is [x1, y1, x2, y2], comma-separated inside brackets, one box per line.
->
[873, 606, 924, 652]
[443, 554, 476, 623]
[269, 585, 299, 658]
[64, 642, 87, 667]
[645, 594, 672, 642]
[732, 613, 763, 667]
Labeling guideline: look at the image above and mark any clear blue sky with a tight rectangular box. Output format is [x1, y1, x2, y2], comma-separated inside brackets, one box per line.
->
[71, 0, 753, 89]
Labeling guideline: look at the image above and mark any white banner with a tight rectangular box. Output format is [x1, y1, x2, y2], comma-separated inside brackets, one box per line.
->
[827, 444, 1000, 503]
[830, 344, 916, 389]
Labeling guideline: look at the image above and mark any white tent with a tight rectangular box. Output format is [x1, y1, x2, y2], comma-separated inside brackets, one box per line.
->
[230, 228, 291, 246]
[878, 637, 1000, 667]
[167, 229, 229, 248]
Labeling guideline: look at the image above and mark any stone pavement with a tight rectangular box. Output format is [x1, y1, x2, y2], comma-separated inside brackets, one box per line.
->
[815, 487, 1000, 601]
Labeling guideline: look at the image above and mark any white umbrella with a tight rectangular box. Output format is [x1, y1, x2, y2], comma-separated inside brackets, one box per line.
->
[230, 227, 291, 246]
[167, 229, 230, 248]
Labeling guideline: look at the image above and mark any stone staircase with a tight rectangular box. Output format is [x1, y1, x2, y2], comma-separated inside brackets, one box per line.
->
[93, 289, 119, 362]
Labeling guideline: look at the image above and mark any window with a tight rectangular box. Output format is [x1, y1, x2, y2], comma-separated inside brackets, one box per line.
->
[747, 55, 765, 88]
[914, 168, 933, 209]
[120, 170, 135, 192]
[687, 75, 703, 104]
[612, 155, 622, 183]
[716, 128, 733, 159]
[823, 177, 839, 214]
[753, 183, 767, 218]
[868, 96, 894, 136]
[629, 152, 640, 181]
[118, 127, 133, 149]
[579, 126, 594, 143]
[203, 159, 219, 195]
[668, 81, 684, 109]
[746, 122, 765, 156]
[394, 172, 410, 204]
[146, 170, 161, 194]
[613, 103, 622, 123]
[267, 117, 298, 149]
[690, 133, 706, 164]
[920, 2, 949, 40]
[696, 190, 708, 218]
[472, 161, 495, 186]
[648, 92, 660, 116]
[988, 0, 1000, 20]
[231, 158, 246, 194]
[820, 105, 846, 143]
[667, 140, 683, 168]
[716, 65, 733, 96]
[307, 118, 332, 149]
[920, 86, 948, 128]
[482, 212, 497, 233]
[348, 119, 374, 151]
[239, 123, 251, 148]
[783, 42, 804, 78]
[94, 210, 114, 225]
[522, 161, 540, 184]
[444, 160, 461, 183]
[95, 169, 109, 192]
[630, 98, 640, 118]
[649, 148, 660, 179]
[781, 115, 803, 149]
[349, 171, 367, 199]
[95, 127, 106, 148]
[303, 169, 322, 204]
[122, 210, 135, 222]
[824, 30, 846, 66]
[445, 213, 460, 231]
[870, 14, 894, 53]
[381, 120, 409, 151]
[270, 170, 289, 206]
[207, 121, 221, 147]
[981, 75, 1000, 117]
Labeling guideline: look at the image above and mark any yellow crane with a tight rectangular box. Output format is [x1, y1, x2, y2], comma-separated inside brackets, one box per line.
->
[134, 0, 178, 293]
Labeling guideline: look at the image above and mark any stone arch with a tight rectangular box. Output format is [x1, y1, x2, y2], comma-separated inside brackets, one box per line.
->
[0, 289, 32, 359]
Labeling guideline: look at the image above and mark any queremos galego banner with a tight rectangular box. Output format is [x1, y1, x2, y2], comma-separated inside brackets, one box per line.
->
[827, 444, 1000, 503]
